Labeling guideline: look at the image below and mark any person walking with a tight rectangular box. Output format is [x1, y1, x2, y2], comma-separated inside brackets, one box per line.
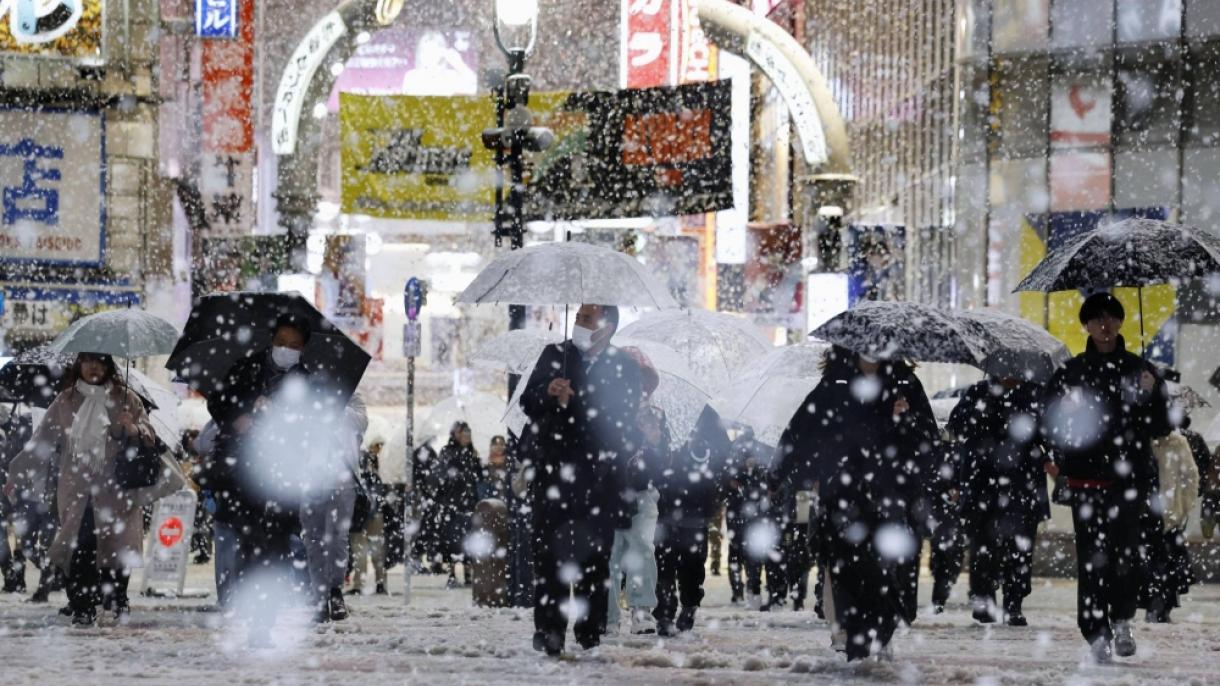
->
[349, 436, 389, 596]
[4, 353, 181, 625]
[771, 346, 920, 661]
[1041, 293, 1170, 663]
[520, 303, 642, 656]
[948, 376, 1051, 626]
[1138, 428, 1199, 623]
[435, 421, 480, 588]
[299, 391, 367, 622]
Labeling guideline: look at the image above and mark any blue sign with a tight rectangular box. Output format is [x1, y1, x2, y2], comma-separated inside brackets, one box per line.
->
[405, 277, 423, 321]
[196, 0, 238, 38]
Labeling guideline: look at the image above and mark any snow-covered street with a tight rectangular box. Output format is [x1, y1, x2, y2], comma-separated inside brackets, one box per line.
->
[3, 562, 1218, 685]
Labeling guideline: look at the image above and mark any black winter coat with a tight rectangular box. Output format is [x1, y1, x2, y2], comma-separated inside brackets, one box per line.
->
[520, 341, 642, 531]
[1042, 336, 1171, 485]
[947, 379, 1051, 531]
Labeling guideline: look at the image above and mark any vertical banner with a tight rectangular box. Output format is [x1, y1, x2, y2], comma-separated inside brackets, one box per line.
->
[622, 0, 677, 89]
[200, 0, 254, 234]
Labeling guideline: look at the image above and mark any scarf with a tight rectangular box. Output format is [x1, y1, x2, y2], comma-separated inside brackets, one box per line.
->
[69, 380, 112, 470]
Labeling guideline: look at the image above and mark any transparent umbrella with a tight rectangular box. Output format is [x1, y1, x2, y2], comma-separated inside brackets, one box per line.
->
[421, 392, 509, 455]
[712, 342, 831, 448]
[49, 308, 179, 358]
[470, 328, 564, 374]
[617, 308, 772, 393]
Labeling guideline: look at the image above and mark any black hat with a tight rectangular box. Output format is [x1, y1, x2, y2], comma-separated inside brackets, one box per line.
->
[1079, 292, 1125, 325]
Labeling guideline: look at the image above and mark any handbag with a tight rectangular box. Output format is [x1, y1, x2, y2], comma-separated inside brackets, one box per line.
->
[114, 436, 162, 490]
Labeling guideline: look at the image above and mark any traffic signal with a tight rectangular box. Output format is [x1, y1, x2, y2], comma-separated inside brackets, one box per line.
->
[480, 125, 555, 153]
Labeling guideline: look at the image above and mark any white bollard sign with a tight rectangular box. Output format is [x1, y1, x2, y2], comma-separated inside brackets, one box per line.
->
[141, 490, 199, 597]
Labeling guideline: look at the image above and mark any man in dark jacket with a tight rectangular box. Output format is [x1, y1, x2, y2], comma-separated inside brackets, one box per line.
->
[520, 304, 642, 656]
[948, 377, 1051, 626]
[201, 314, 315, 646]
[1042, 293, 1170, 663]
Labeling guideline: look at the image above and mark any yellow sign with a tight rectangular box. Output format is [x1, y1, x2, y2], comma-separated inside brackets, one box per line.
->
[0, 0, 104, 59]
[340, 93, 498, 221]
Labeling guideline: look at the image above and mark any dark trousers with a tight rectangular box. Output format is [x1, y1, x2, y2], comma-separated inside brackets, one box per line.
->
[1140, 524, 1194, 612]
[532, 518, 613, 650]
[828, 527, 901, 661]
[1071, 487, 1142, 643]
[929, 516, 964, 606]
[232, 526, 297, 631]
[65, 504, 130, 614]
[726, 516, 745, 600]
[782, 522, 813, 606]
[654, 523, 707, 622]
[968, 516, 1036, 611]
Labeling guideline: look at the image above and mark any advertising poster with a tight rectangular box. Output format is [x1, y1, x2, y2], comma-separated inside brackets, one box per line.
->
[846, 224, 906, 304]
[743, 223, 803, 328]
[328, 26, 477, 110]
[0, 0, 103, 59]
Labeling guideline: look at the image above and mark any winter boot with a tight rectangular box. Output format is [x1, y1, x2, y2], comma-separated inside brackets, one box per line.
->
[375, 583, 388, 596]
[1005, 599, 1027, 627]
[71, 606, 97, 626]
[531, 632, 546, 652]
[29, 587, 49, 604]
[1089, 636, 1113, 664]
[1113, 621, 1136, 657]
[760, 595, 785, 612]
[630, 608, 657, 634]
[656, 617, 678, 637]
[328, 587, 349, 621]
[971, 595, 997, 624]
[676, 606, 697, 632]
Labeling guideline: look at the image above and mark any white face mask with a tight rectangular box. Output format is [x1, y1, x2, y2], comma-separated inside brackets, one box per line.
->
[271, 346, 302, 369]
[571, 324, 598, 352]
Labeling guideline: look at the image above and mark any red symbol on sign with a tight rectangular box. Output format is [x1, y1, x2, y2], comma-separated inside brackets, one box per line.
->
[1068, 85, 1097, 119]
[158, 516, 184, 548]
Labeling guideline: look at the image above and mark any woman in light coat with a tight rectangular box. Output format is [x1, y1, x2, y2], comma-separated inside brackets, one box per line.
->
[4, 353, 181, 625]
[1139, 430, 1200, 623]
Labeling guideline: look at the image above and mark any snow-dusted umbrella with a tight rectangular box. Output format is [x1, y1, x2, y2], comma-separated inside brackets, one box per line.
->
[952, 309, 1070, 384]
[711, 342, 830, 448]
[455, 241, 679, 309]
[421, 392, 508, 455]
[166, 291, 370, 402]
[810, 301, 986, 365]
[1014, 218, 1220, 353]
[617, 308, 772, 393]
[49, 308, 179, 358]
[125, 368, 184, 453]
[0, 347, 75, 408]
[470, 328, 564, 374]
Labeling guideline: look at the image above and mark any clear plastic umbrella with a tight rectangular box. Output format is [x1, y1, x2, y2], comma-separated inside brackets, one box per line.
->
[470, 328, 564, 374]
[421, 392, 509, 456]
[617, 308, 772, 393]
[49, 309, 179, 358]
[712, 342, 831, 448]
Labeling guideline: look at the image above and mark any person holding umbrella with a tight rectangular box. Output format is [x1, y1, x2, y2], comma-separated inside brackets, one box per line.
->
[1041, 293, 1171, 663]
[519, 303, 643, 656]
[3, 353, 161, 625]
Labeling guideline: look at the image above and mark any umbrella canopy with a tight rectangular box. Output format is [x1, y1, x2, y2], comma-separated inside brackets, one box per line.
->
[810, 301, 986, 365]
[617, 309, 772, 393]
[951, 309, 1071, 384]
[1167, 382, 1210, 412]
[711, 342, 830, 448]
[125, 369, 184, 453]
[455, 241, 679, 309]
[1014, 218, 1220, 292]
[616, 337, 714, 441]
[0, 347, 75, 408]
[49, 309, 179, 358]
[421, 392, 508, 457]
[470, 328, 564, 374]
[166, 291, 371, 401]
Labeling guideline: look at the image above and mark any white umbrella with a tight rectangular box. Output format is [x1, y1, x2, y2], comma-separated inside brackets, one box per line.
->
[618, 308, 772, 393]
[471, 328, 564, 374]
[712, 342, 831, 447]
[125, 369, 184, 453]
[420, 392, 508, 458]
[456, 241, 679, 309]
[49, 309, 179, 358]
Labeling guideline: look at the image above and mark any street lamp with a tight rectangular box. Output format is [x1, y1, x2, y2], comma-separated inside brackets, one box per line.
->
[485, 0, 552, 373]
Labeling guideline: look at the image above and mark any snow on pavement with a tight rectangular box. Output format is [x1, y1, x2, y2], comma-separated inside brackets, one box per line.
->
[2, 563, 1219, 685]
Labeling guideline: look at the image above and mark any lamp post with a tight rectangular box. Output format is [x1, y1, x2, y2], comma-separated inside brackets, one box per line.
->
[485, 0, 553, 382]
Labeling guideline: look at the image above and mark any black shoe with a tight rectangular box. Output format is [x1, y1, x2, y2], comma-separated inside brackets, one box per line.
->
[711, 569, 721, 576]
[543, 632, 564, 657]
[1006, 611, 1028, 627]
[29, 588, 49, 604]
[657, 619, 678, 637]
[58, 605, 73, 617]
[760, 596, 785, 612]
[328, 588, 349, 621]
[375, 583, 388, 595]
[577, 635, 600, 651]
[532, 632, 546, 652]
[793, 598, 805, 612]
[71, 609, 96, 626]
[972, 606, 996, 624]
[932, 603, 946, 615]
[192, 554, 211, 565]
[676, 606, 697, 632]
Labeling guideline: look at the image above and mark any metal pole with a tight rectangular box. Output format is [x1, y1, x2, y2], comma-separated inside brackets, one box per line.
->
[403, 353, 415, 604]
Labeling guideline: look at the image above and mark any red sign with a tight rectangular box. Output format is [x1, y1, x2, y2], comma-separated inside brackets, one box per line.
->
[158, 516, 185, 548]
[623, 0, 676, 88]
[201, 0, 254, 153]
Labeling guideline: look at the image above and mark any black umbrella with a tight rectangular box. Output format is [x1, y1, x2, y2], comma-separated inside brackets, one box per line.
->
[951, 309, 1070, 384]
[165, 291, 371, 401]
[810, 300, 986, 365]
[1014, 218, 1220, 352]
[0, 347, 76, 408]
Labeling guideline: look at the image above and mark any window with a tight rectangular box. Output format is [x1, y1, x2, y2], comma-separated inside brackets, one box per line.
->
[1115, 47, 1182, 149]
[1186, 42, 1220, 146]
[994, 56, 1049, 158]
[1050, 70, 1111, 149]
[1050, 152, 1111, 211]
[1187, 0, 1220, 38]
[1114, 149, 1178, 209]
[1117, 0, 1182, 42]
[1051, 0, 1113, 49]
[993, 0, 1048, 53]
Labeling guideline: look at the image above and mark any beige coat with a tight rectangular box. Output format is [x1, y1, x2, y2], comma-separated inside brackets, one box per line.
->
[8, 382, 184, 572]
[1153, 432, 1200, 532]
